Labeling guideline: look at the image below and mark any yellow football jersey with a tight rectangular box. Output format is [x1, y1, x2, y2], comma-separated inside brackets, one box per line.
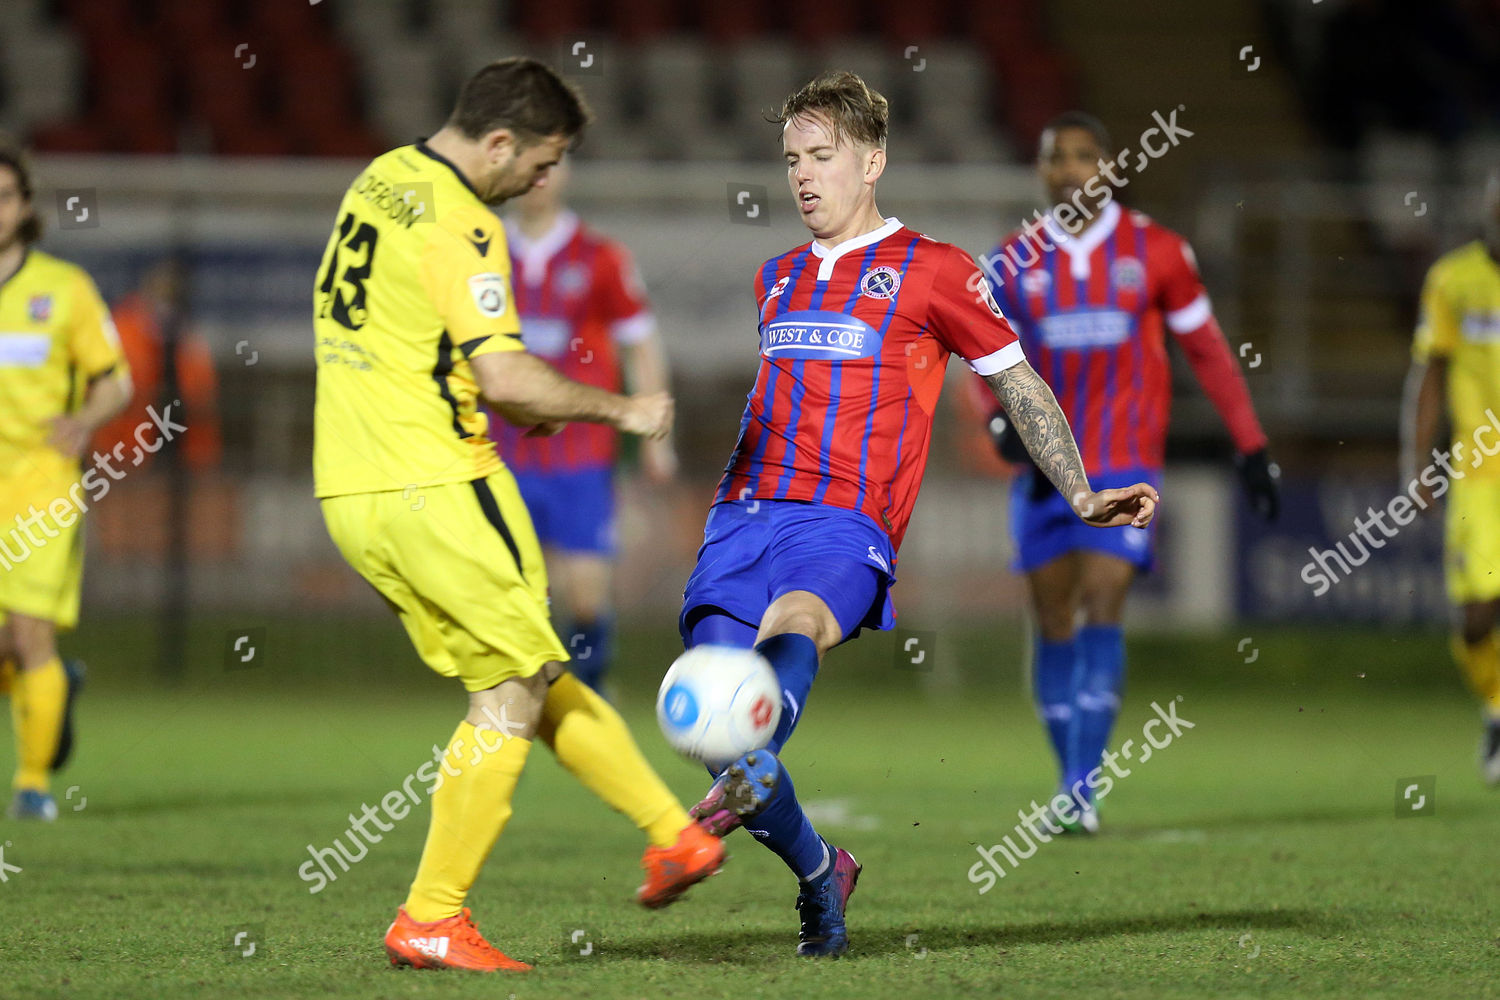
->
[0, 249, 125, 500]
[313, 143, 527, 498]
[1414, 240, 1500, 480]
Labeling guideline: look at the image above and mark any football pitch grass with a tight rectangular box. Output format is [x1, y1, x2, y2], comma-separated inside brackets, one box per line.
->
[4, 615, 1497, 999]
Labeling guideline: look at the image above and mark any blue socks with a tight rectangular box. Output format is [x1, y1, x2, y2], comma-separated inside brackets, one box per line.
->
[565, 616, 612, 692]
[741, 759, 830, 881]
[1035, 626, 1126, 802]
[744, 633, 826, 880]
[1071, 625, 1125, 793]
[755, 633, 820, 754]
[1034, 636, 1080, 786]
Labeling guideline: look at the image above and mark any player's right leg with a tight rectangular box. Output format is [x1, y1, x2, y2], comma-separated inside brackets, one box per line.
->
[6, 613, 68, 821]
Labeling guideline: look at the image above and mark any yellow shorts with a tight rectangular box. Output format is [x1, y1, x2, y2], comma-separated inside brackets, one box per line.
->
[0, 467, 86, 630]
[1445, 476, 1500, 603]
[321, 470, 568, 691]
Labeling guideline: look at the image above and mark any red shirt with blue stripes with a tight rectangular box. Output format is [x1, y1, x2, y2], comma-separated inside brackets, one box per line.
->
[979, 202, 1265, 475]
[715, 218, 1024, 552]
[489, 212, 654, 473]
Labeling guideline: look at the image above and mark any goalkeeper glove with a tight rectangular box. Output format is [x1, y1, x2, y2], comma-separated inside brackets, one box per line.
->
[1235, 447, 1280, 522]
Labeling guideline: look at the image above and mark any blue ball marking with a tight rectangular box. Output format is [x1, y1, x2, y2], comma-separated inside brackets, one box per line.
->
[663, 684, 699, 729]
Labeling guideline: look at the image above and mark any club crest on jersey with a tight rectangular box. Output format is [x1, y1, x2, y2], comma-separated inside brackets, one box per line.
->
[1110, 257, 1145, 292]
[27, 295, 52, 323]
[1021, 270, 1051, 297]
[468, 273, 508, 317]
[859, 266, 901, 300]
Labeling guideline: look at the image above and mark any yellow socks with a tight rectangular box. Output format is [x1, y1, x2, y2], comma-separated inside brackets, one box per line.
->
[1452, 633, 1500, 716]
[404, 722, 531, 923]
[538, 672, 690, 848]
[11, 657, 65, 792]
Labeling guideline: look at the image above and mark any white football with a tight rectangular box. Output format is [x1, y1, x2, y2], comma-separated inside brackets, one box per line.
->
[656, 644, 782, 770]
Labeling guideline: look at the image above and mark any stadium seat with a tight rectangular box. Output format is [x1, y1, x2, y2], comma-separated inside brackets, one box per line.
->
[635, 38, 724, 159]
[1, 23, 83, 137]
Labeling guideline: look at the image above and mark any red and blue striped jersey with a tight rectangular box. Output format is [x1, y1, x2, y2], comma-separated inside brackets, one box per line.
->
[980, 201, 1265, 474]
[488, 212, 654, 473]
[715, 218, 1023, 552]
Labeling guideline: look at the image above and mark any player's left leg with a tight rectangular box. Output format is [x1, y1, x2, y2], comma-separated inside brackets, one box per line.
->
[1072, 552, 1137, 809]
[1442, 476, 1500, 782]
[747, 590, 861, 957]
[1453, 600, 1500, 783]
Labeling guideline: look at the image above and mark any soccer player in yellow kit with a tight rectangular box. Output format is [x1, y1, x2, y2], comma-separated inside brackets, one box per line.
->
[1404, 167, 1500, 783]
[313, 59, 723, 973]
[0, 140, 131, 820]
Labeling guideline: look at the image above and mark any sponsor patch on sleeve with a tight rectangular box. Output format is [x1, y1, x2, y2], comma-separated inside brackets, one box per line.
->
[467, 273, 508, 318]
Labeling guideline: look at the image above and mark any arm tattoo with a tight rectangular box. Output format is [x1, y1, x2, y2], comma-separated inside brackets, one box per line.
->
[986, 361, 1090, 502]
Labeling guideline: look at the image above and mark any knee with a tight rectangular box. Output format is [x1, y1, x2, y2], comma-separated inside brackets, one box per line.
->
[9, 619, 56, 668]
[1080, 578, 1132, 625]
[1033, 604, 1077, 642]
[1461, 605, 1496, 646]
[762, 608, 840, 654]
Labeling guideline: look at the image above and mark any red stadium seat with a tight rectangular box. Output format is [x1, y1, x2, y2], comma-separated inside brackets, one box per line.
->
[514, 0, 592, 43]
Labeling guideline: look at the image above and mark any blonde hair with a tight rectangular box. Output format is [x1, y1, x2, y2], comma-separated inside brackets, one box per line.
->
[773, 70, 888, 149]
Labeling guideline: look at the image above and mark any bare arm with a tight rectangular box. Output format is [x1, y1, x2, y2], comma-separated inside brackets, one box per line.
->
[49, 370, 133, 458]
[471, 349, 671, 439]
[620, 333, 678, 479]
[1401, 356, 1447, 503]
[986, 361, 1158, 528]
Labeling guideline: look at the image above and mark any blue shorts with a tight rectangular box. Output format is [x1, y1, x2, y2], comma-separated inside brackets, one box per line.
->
[1010, 466, 1161, 573]
[510, 466, 616, 556]
[679, 499, 897, 645]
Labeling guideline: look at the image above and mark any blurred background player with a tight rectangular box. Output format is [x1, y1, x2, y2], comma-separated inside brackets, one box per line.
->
[486, 156, 676, 694]
[0, 138, 131, 820]
[978, 111, 1279, 832]
[94, 258, 222, 472]
[1402, 167, 1500, 783]
[679, 73, 1157, 957]
[312, 59, 721, 973]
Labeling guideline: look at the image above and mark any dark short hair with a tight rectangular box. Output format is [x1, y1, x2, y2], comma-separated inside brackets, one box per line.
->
[1038, 111, 1113, 158]
[0, 135, 40, 246]
[447, 57, 591, 147]
[773, 70, 889, 149]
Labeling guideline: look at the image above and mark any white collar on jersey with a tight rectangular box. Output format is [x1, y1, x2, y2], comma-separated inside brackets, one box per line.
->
[506, 210, 580, 287]
[807, 216, 903, 281]
[1042, 200, 1121, 282]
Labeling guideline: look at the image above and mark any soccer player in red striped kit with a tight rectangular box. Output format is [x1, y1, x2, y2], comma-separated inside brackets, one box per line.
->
[978, 111, 1279, 833]
[674, 75, 1158, 957]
